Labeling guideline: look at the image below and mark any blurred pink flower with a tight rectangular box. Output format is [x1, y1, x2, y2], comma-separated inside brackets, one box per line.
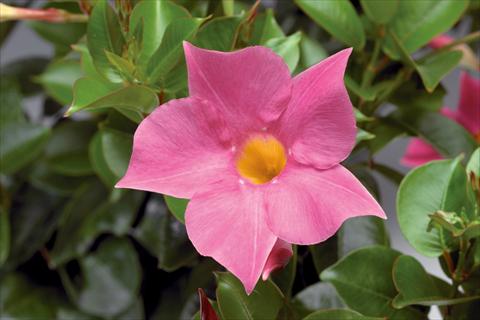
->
[401, 72, 480, 167]
[117, 42, 385, 293]
[429, 34, 479, 71]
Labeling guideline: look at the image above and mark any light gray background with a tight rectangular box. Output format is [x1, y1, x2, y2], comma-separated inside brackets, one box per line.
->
[1, 15, 472, 320]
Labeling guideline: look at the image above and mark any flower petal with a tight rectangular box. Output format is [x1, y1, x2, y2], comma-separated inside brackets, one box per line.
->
[183, 42, 292, 139]
[457, 72, 480, 134]
[274, 48, 356, 169]
[401, 138, 443, 167]
[185, 179, 277, 294]
[264, 162, 386, 245]
[428, 34, 454, 49]
[116, 97, 231, 198]
[261, 239, 292, 281]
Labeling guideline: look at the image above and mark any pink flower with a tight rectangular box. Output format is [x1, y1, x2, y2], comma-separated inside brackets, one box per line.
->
[401, 72, 480, 167]
[117, 42, 386, 293]
[429, 34, 479, 71]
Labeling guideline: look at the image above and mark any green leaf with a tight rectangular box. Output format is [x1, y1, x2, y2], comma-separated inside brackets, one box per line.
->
[321, 246, 424, 319]
[393, 110, 477, 160]
[309, 236, 338, 275]
[416, 50, 463, 92]
[338, 216, 389, 257]
[295, 0, 365, 49]
[105, 51, 136, 81]
[0, 208, 10, 266]
[129, 0, 190, 63]
[297, 34, 327, 70]
[390, 81, 446, 111]
[304, 309, 384, 320]
[356, 128, 375, 145]
[355, 108, 374, 123]
[133, 195, 197, 271]
[89, 132, 119, 188]
[4, 188, 63, 269]
[397, 159, 462, 257]
[215, 272, 284, 320]
[51, 182, 142, 267]
[164, 195, 189, 223]
[87, 0, 125, 82]
[100, 128, 133, 181]
[0, 123, 51, 175]
[195, 16, 244, 51]
[392, 255, 480, 307]
[383, 0, 469, 59]
[35, 58, 82, 105]
[250, 9, 284, 45]
[345, 76, 378, 102]
[68, 78, 158, 119]
[28, 162, 86, 196]
[360, 0, 399, 24]
[44, 121, 96, 177]
[147, 18, 203, 84]
[291, 282, 344, 318]
[367, 118, 405, 154]
[264, 32, 302, 73]
[76, 237, 141, 318]
[1, 57, 49, 96]
[0, 79, 24, 126]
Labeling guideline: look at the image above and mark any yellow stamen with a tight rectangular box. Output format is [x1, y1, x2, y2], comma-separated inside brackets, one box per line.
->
[236, 135, 287, 184]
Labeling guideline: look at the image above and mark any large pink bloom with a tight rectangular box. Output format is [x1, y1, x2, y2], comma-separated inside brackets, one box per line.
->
[401, 71, 480, 167]
[117, 42, 386, 293]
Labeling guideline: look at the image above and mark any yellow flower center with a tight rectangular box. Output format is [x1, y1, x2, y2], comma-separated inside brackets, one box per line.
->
[236, 135, 287, 185]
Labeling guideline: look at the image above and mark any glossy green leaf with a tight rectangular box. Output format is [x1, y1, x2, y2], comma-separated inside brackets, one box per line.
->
[392, 255, 480, 308]
[397, 159, 461, 257]
[310, 236, 338, 275]
[291, 282, 344, 318]
[367, 119, 405, 154]
[4, 188, 63, 269]
[87, 0, 125, 82]
[295, 0, 365, 49]
[321, 246, 424, 319]
[250, 9, 284, 45]
[129, 0, 190, 63]
[338, 216, 389, 257]
[44, 121, 96, 177]
[77, 237, 141, 318]
[1, 57, 49, 96]
[35, 59, 82, 105]
[304, 309, 384, 320]
[0, 79, 24, 126]
[393, 110, 477, 160]
[133, 195, 197, 271]
[164, 195, 189, 223]
[416, 50, 462, 92]
[383, 0, 469, 59]
[100, 128, 133, 180]
[68, 78, 158, 118]
[0, 123, 51, 175]
[215, 272, 284, 320]
[264, 32, 302, 72]
[0, 208, 10, 266]
[147, 18, 203, 84]
[390, 81, 446, 111]
[195, 16, 244, 51]
[105, 51, 136, 81]
[28, 162, 86, 196]
[360, 0, 399, 24]
[89, 132, 120, 188]
[466, 147, 480, 181]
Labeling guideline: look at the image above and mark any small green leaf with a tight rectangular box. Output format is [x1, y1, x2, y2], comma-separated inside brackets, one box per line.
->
[35, 58, 82, 105]
[105, 51, 136, 81]
[0, 208, 10, 266]
[164, 195, 189, 223]
[338, 216, 389, 257]
[68, 78, 158, 118]
[133, 195, 197, 271]
[87, 0, 125, 82]
[89, 132, 119, 188]
[345, 76, 379, 102]
[360, 0, 399, 24]
[392, 255, 480, 308]
[295, 0, 365, 49]
[297, 34, 327, 70]
[356, 128, 376, 145]
[250, 9, 284, 45]
[321, 246, 424, 319]
[129, 0, 190, 63]
[0, 123, 51, 175]
[147, 18, 203, 84]
[397, 159, 461, 257]
[304, 309, 384, 320]
[215, 272, 284, 320]
[309, 236, 338, 275]
[383, 0, 469, 59]
[264, 32, 302, 73]
[195, 16, 244, 51]
[466, 148, 480, 182]
[100, 128, 133, 181]
[390, 81, 446, 111]
[416, 50, 462, 93]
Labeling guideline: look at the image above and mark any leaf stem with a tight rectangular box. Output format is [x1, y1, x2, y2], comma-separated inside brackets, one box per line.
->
[58, 266, 79, 303]
[361, 38, 383, 89]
